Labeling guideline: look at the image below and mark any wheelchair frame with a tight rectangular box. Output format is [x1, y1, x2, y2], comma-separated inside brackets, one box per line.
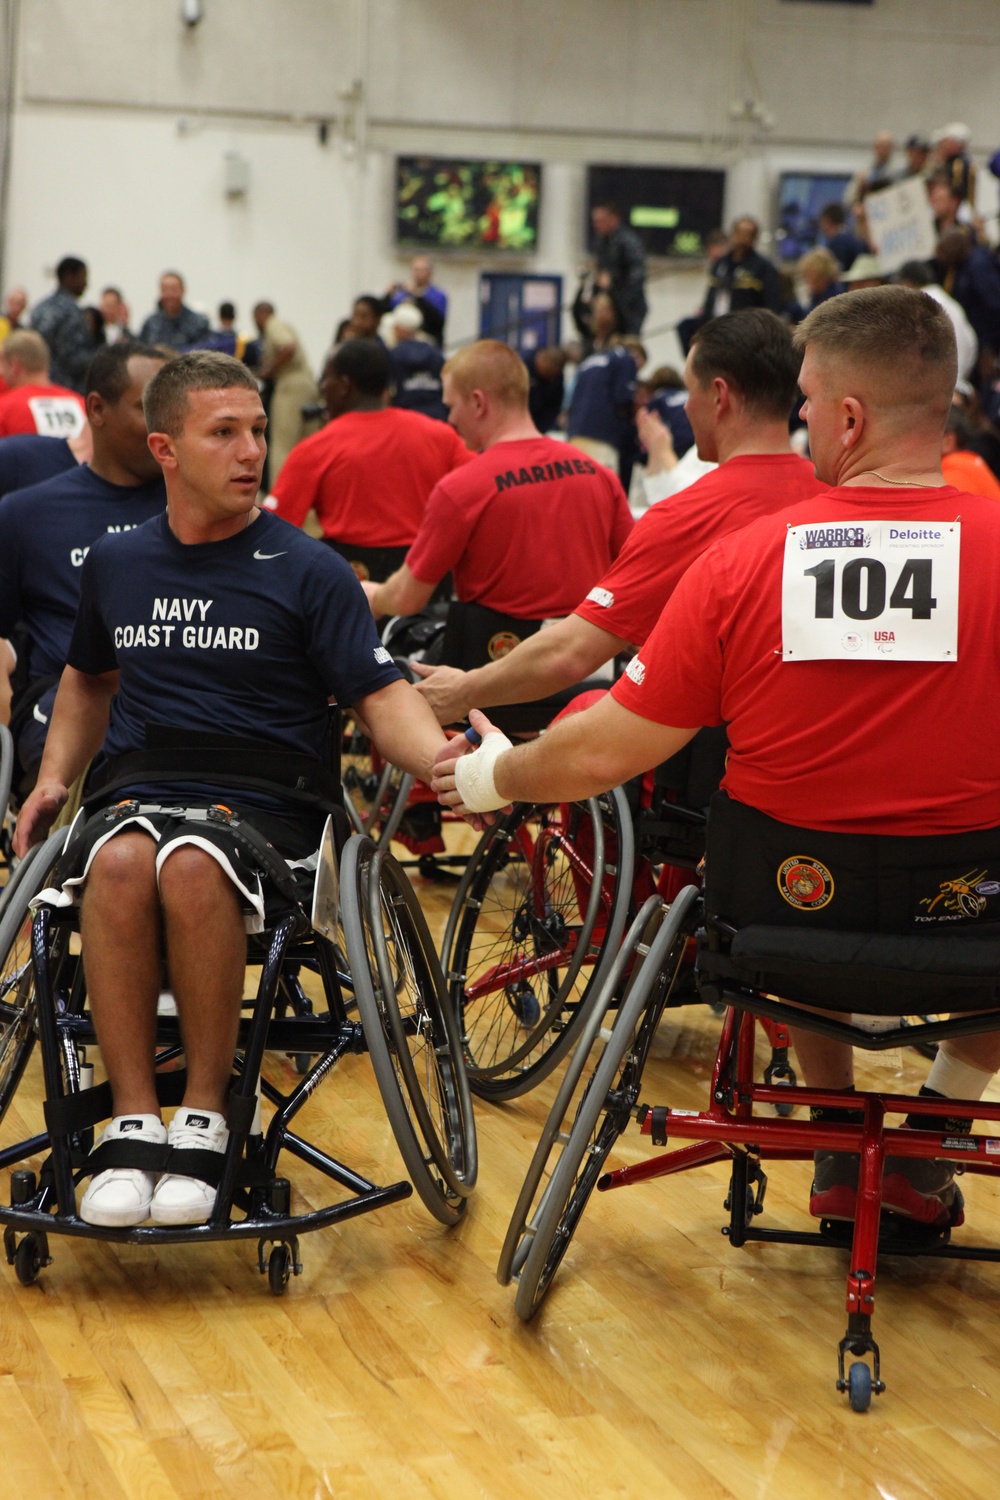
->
[506, 887, 1000, 1411]
[0, 827, 476, 1293]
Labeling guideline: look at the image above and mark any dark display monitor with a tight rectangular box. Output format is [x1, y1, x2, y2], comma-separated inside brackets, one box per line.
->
[395, 156, 541, 252]
[775, 171, 853, 261]
[585, 164, 726, 258]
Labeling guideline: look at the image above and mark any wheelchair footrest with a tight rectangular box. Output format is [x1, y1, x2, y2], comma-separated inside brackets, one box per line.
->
[0, 1178, 413, 1246]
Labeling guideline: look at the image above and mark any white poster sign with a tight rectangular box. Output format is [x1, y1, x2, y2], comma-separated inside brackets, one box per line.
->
[864, 180, 937, 273]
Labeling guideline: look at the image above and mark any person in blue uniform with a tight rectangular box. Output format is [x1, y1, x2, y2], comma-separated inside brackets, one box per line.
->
[14, 351, 451, 1231]
[0, 342, 168, 782]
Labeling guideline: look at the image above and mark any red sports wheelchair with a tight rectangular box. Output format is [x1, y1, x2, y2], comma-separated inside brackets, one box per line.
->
[444, 726, 795, 1103]
[501, 792, 1000, 1411]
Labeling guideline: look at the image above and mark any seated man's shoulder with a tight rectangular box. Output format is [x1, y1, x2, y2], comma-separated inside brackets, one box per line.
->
[1, 462, 91, 517]
[252, 513, 357, 576]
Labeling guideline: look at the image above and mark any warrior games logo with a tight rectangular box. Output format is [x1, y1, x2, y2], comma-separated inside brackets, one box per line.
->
[799, 526, 871, 550]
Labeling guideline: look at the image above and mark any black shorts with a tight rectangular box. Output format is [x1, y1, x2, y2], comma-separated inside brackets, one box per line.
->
[42, 801, 324, 933]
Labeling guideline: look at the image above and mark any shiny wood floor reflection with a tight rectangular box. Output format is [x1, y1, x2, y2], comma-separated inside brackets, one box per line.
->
[2, 835, 1000, 1499]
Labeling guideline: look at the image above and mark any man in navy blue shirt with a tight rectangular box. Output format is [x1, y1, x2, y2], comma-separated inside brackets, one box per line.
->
[567, 341, 639, 475]
[15, 352, 451, 1230]
[0, 341, 168, 782]
[387, 303, 447, 421]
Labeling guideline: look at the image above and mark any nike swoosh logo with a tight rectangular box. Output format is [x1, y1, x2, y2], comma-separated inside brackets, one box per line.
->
[33, 704, 49, 724]
[254, 549, 287, 560]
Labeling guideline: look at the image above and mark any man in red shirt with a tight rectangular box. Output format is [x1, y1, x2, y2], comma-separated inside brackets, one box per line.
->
[413, 310, 820, 725]
[0, 330, 86, 439]
[361, 339, 633, 622]
[362, 336, 632, 855]
[267, 338, 472, 580]
[434, 286, 1000, 1229]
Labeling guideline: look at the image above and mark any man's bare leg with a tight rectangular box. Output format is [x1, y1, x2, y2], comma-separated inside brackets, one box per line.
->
[786, 1025, 854, 1090]
[81, 831, 163, 1117]
[158, 846, 247, 1115]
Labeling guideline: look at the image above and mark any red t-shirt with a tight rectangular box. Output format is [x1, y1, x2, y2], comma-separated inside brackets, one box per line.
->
[0, 383, 86, 439]
[612, 485, 1000, 835]
[575, 453, 822, 645]
[269, 408, 473, 547]
[405, 436, 634, 617]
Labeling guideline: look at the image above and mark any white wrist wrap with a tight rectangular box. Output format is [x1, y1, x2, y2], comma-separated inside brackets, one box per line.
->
[454, 731, 513, 812]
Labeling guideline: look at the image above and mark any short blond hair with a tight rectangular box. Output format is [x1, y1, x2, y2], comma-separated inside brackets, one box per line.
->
[798, 247, 841, 284]
[794, 285, 957, 421]
[1, 329, 49, 375]
[442, 339, 529, 408]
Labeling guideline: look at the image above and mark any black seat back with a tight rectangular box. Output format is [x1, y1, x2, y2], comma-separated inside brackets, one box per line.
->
[439, 600, 595, 734]
[698, 792, 1000, 1013]
[638, 727, 729, 867]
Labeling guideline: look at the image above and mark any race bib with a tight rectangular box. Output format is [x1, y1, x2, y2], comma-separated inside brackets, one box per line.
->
[27, 395, 85, 438]
[781, 519, 959, 662]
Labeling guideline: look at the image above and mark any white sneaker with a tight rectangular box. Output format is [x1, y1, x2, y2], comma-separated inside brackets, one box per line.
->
[151, 1107, 229, 1225]
[79, 1114, 167, 1227]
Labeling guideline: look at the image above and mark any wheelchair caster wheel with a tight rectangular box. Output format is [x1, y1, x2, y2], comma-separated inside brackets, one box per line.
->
[848, 1360, 872, 1412]
[14, 1233, 45, 1287]
[508, 986, 541, 1029]
[293, 1053, 311, 1075]
[772, 1083, 795, 1118]
[268, 1243, 292, 1296]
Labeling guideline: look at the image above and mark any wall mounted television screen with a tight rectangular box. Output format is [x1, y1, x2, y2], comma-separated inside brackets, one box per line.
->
[395, 157, 541, 252]
[585, 164, 726, 257]
[775, 171, 853, 261]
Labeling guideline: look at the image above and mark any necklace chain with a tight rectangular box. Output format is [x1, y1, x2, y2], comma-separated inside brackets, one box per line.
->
[858, 469, 939, 489]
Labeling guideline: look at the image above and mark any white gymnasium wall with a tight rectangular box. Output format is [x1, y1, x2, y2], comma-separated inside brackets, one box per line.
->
[4, 0, 1000, 373]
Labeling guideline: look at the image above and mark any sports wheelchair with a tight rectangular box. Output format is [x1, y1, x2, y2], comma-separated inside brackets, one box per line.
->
[444, 726, 796, 1103]
[0, 750, 476, 1294]
[501, 792, 1000, 1410]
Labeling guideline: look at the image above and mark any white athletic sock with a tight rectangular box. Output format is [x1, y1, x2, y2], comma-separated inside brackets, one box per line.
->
[926, 1050, 995, 1102]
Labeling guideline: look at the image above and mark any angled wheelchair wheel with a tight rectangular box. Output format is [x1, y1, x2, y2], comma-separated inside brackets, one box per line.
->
[341, 835, 476, 1225]
[340, 715, 413, 846]
[0, 828, 71, 1126]
[497, 894, 663, 1286]
[513, 885, 700, 1321]
[442, 788, 634, 1101]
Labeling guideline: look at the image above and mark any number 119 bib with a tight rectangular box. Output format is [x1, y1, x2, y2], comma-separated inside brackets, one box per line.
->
[781, 519, 960, 662]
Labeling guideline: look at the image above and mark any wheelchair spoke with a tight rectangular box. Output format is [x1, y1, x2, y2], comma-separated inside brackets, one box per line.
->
[446, 793, 634, 1097]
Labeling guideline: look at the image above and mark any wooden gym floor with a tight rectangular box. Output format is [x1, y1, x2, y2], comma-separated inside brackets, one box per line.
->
[2, 836, 1000, 1499]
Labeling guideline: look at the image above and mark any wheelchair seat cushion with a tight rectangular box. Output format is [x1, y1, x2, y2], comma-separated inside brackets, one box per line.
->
[697, 923, 1000, 1014]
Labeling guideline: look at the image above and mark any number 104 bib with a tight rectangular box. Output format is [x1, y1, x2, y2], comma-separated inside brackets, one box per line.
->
[781, 519, 960, 662]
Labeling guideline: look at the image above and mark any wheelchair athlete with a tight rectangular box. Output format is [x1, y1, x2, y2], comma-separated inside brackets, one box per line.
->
[435, 286, 1000, 1230]
[14, 351, 454, 1230]
[412, 310, 821, 732]
[359, 338, 634, 852]
[0, 341, 168, 789]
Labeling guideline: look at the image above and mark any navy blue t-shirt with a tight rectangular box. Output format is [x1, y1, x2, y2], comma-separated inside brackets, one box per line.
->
[0, 434, 77, 502]
[0, 464, 167, 680]
[388, 340, 448, 422]
[68, 509, 402, 807]
[567, 347, 637, 450]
